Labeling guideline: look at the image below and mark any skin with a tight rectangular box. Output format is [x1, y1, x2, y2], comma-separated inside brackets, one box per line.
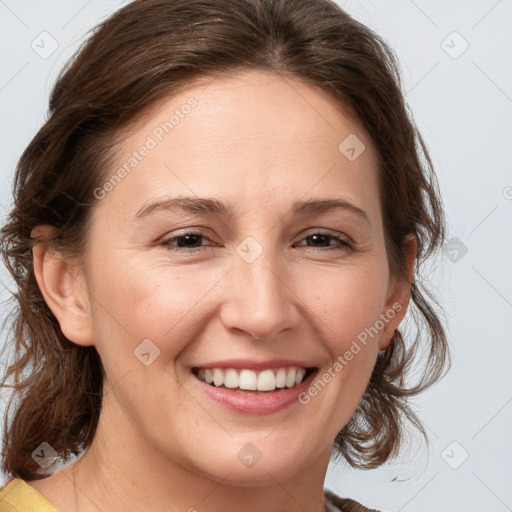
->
[29, 70, 415, 512]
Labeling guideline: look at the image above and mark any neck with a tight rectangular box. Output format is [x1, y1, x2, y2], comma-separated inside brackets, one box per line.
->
[63, 393, 331, 512]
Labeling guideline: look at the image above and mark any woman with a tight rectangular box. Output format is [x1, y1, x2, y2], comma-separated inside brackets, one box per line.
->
[0, 0, 449, 510]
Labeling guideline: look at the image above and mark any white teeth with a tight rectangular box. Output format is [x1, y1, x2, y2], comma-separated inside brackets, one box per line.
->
[195, 366, 310, 391]
[285, 368, 296, 388]
[239, 369, 257, 390]
[257, 369, 276, 391]
[224, 369, 239, 389]
[275, 368, 287, 388]
[213, 368, 224, 387]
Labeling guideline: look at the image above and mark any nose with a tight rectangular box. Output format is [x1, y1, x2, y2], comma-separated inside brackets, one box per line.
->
[219, 250, 301, 341]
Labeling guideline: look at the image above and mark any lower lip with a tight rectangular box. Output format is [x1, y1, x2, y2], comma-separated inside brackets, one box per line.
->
[191, 370, 318, 415]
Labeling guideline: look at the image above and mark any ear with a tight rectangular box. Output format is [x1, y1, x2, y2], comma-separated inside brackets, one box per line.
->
[31, 225, 95, 347]
[378, 234, 417, 350]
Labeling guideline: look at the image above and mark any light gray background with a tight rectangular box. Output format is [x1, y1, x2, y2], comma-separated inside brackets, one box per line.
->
[1, 1, 511, 511]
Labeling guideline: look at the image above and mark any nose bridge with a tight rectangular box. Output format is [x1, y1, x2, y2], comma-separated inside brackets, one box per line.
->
[220, 238, 298, 339]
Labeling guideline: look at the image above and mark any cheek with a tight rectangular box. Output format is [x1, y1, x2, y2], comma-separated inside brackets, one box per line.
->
[291, 270, 387, 442]
[299, 263, 388, 354]
[88, 256, 226, 360]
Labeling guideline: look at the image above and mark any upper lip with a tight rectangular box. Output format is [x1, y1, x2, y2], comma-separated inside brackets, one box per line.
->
[191, 359, 317, 371]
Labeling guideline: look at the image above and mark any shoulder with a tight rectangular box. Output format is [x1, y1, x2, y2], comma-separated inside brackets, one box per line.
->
[324, 488, 382, 512]
[0, 478, 58, 512]
[1, 478, 382, 512]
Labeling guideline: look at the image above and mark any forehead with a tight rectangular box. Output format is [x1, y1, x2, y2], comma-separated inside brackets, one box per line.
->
[94, 70, 381, 223]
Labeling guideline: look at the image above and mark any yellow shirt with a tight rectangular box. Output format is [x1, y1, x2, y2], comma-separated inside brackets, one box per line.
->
[0, 478, 58, 512]
[0, 477, 379, 512]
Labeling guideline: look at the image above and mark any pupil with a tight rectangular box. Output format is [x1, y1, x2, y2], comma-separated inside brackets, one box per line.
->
[310, 234, 328, 246]
[178, 234, 201, 248]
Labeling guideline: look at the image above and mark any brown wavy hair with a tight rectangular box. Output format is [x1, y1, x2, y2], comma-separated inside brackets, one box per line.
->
[0, 0, 450, 480]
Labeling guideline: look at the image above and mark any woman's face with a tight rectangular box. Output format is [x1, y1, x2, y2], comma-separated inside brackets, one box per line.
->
[70, 70, 411, 484]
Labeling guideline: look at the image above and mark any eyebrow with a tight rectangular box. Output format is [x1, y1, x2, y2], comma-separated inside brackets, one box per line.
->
[134, 196, 371, 226]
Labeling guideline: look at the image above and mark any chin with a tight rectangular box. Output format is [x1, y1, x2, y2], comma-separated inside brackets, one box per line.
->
[183, 438, 323, 487]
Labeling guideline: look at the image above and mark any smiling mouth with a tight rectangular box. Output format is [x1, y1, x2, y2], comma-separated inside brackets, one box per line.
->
[192, 366, 317, 393]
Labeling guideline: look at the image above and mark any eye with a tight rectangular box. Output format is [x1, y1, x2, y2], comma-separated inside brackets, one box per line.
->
[159, 231, 214, 252]
[159, 229, 352, 254]
[295, 231, 352, 251]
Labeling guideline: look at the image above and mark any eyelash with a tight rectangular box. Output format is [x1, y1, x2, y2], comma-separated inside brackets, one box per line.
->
[159, 230, 352, 253]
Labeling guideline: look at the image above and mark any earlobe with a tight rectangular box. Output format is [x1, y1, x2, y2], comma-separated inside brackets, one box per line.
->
[31, 225, 95, 347]
[378, 234, 417, 350]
